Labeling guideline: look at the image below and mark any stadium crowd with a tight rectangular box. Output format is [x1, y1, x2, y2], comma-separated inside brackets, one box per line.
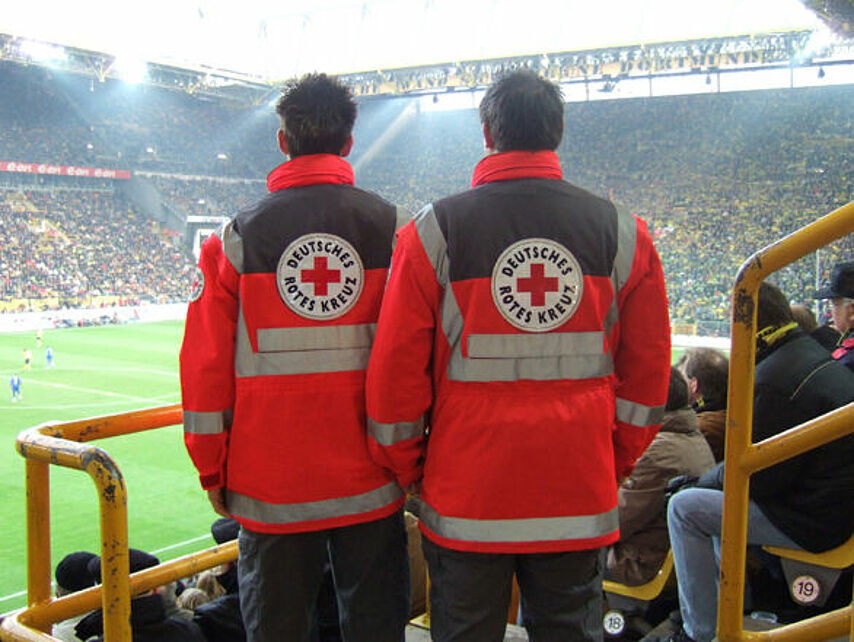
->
[0, 187, 193, 307]
[24, 69, 853, 642]
[2, 59, 852, 331]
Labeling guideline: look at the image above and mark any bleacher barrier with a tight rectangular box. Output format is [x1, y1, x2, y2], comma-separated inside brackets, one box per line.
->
[3, 201, 853, 641]
[718, 200, 854, 642]
[0, 404, 238, 642]
[602, 551, 675, 636]
[763, 534, 854, 609]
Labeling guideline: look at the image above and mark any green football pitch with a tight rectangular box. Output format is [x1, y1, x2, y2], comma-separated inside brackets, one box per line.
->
[0, 320, 218, 613]
[0, 320, 690, 613]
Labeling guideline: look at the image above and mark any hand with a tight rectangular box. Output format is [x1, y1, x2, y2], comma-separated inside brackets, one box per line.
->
[664, 475, 699, 505]
[207, 487, 230, 517]
[405, 480, 422, 495]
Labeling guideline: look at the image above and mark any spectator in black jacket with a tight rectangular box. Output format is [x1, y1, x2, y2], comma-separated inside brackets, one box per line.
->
[193, 518, 246, 642]
[814, 261, 854, 369]
[75, 548, 206, 642]
[660, 282, 854, 642]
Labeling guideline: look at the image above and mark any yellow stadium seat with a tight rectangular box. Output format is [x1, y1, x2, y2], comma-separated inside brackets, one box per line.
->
[762, 533, 854, 608]
[602, 549, 675, 602]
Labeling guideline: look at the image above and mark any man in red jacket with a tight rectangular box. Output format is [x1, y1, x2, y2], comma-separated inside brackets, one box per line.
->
[366, 70, 671, 641]
[180, 73, 410, 642]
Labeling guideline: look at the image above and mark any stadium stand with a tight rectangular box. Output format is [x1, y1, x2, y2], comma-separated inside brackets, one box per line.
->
[1, 60, 852, 331]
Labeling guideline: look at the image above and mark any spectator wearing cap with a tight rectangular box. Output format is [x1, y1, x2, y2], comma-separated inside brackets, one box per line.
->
[52, 551, 97, 642]
[193, 518, 246, 642]
[210, 517, 239, 595]
[75, 548, 206, 642]
[814, 261, 854, 371]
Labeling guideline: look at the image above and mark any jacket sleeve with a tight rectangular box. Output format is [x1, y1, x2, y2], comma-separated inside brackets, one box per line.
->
[179, 227, 240, 490]
[617, 440, 668, 540]
[611, 216, 671, 479]
[366, 219, 439, 488]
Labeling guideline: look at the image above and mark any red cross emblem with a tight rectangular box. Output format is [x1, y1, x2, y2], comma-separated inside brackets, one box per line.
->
[301, 256, 341, 296]
[516, 263, 559, 307]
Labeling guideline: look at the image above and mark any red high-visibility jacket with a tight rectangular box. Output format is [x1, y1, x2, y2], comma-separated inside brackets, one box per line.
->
[366, 151, 671, 553]
[181, 155, 409, 534]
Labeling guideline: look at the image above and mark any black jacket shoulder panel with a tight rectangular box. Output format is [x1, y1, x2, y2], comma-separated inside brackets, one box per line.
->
[431, 179, 619, 281]
[235, 185, 398, 273]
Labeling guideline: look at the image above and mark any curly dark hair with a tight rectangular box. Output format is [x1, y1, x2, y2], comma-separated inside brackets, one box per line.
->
[276, 73, 356, 158]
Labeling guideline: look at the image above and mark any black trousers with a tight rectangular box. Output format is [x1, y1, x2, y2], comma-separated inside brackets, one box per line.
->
[422, 537, 603, 642]
[238, 509, 410, 642]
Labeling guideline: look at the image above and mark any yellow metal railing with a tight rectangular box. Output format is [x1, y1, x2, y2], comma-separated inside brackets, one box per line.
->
[719, 200, 854, 642]
[0, 405, 239, 642]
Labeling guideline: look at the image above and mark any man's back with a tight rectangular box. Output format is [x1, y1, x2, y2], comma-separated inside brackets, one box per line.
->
[752, 329, 854, 552]
[366, 68, 671, 642]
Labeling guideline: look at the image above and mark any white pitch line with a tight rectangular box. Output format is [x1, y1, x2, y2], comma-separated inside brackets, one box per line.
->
[25, 379, 166, 402]
[151, 534, 213, 555]
[0, 534, 216, 604]
[0, 589, 27, 604]
[59, 367, 179, 378]
[3, 394, 180, 411]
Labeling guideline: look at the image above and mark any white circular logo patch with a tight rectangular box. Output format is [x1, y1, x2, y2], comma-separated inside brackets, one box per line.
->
[491, 238, 583, 332]
[603, 610, 626, 636]
[189, 267, 205, 302]
[276, 233, 364, 320]
[791, 575, 820, 604]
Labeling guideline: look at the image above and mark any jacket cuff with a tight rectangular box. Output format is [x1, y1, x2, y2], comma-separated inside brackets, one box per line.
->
[200, 472, 223, 490]
[397, 467, 423, 490]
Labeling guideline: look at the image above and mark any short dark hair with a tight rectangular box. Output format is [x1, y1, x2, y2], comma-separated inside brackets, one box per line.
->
[275, 73, 356, 158]
[666, 367, 690, 411]
[757, 282, 794, 330]
[479, 70, 564, 152]
[790, 303, 817, 333]
[676, 347, 729, 407]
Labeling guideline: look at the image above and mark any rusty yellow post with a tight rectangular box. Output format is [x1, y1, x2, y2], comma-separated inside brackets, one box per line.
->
[717, 272, 756, 642]
[16, 429, 135, 640]
[24, 459, 51, 628]
[88, 450, 132, 641]
[718, 200, 854, 642]
[5, 404, 237, 642]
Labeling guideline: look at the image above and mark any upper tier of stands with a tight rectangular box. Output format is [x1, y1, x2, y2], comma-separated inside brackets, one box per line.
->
[1, 60, 852, 332]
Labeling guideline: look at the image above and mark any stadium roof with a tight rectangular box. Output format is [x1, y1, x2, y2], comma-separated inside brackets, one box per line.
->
[1, 0, 828, 80]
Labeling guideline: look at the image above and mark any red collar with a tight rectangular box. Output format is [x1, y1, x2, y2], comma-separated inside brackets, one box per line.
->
[471, 150, 563, 187]
[267, 154, 354, 192]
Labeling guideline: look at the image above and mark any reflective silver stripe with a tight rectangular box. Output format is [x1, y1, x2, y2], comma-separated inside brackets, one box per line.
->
[467, 332, 604, 359]
[605, 207, 637, 339]
[413, 205, 450, 287]
[603, 299, 619, 341]
[183, 410, 230, 435]
[616, 398, 664, 427]
[227, 482, 403, 525]
[419, 499, 618, 543]
[603, 208, 638, 337]
[413, 204, 613, 382]
[257, 324, 375, 352]
[612, 207, 637, 296]
[367, 416, 425, 445]
[217, 220, 244, 275]
[449, 353, 613, 382]
[391, 207, 411, 251]
[235, 309, 370, 377]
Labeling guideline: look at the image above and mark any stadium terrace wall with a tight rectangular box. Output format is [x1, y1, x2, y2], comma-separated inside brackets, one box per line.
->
[0, 161, 131, 179]
[0, 303, 187, 333]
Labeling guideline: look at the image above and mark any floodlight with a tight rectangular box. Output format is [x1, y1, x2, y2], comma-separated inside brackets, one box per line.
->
[114, 58, 148, 85]
[18, 40, 66, 63]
